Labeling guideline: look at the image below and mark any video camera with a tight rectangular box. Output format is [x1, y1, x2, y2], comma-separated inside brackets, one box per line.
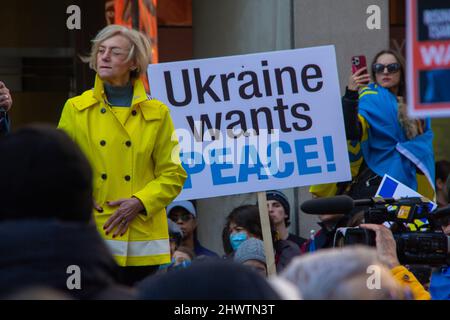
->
[301, 195, 450, 266]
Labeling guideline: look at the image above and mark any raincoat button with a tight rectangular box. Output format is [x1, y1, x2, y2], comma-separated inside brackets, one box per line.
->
[101, 173, 107, 180]
[101, 108, 106, 114]
[125, 141, 132, 147]
[125, 175, 131, 181]
[100, 140, 106, 146]
[131, 110, 137, 116]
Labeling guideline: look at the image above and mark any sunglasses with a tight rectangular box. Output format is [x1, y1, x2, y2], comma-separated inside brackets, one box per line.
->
[372, 63, 401, 74]
[169, 214, 193, 222]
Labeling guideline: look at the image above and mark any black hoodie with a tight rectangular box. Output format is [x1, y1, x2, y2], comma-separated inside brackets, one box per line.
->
[0, 219, 134, 299]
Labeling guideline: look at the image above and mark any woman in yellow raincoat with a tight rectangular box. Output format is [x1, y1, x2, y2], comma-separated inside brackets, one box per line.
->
[58, 25, 187, 286]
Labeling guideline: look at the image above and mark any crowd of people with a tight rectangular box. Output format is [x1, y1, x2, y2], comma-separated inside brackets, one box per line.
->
[0, 24, 449, 300]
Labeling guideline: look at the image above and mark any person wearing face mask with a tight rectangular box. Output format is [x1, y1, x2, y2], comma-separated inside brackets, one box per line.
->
[225, 205, 263, 254]
[224, 204, 299, 273]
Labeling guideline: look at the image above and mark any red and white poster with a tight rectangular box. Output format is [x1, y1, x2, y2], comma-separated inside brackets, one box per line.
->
[407, 0, 450, 118]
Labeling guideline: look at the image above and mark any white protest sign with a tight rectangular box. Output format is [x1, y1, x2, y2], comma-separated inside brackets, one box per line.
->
[375, 174, 437, 211]
[148, 45, 350, 200]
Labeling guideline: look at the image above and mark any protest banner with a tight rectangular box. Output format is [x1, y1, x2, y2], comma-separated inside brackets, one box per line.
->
[407, 0, 450, 117]
[148, 45, 350, 201]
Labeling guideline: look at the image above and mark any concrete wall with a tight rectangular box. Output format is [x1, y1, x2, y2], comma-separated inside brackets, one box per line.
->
[293, 0, 389, 94]
[193, 0, 292, 58]
[192, 0, 389, 256]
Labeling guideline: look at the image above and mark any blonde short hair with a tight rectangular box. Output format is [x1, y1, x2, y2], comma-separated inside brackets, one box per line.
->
[87, 24, 151, 79]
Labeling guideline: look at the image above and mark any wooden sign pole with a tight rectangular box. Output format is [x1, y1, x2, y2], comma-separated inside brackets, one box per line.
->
[257, 192, 276, 276]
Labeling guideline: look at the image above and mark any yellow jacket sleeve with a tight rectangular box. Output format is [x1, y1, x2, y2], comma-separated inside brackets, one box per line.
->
[391, 265, 431, 300]
[57, 99, 76, 140]
[133, 105, 187, 220]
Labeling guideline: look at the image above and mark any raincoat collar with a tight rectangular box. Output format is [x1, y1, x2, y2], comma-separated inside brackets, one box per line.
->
[74, 75, 161, 120]
[92, 74, 148, 107]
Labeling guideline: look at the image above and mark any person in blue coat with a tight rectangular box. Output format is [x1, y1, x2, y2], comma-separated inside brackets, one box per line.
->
[342, 49, 435, 200]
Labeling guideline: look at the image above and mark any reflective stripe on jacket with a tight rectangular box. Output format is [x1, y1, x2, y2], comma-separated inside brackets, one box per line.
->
[58, 75, 187, 266]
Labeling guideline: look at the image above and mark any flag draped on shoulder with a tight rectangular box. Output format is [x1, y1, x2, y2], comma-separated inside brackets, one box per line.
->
[358, 83, 435, 192]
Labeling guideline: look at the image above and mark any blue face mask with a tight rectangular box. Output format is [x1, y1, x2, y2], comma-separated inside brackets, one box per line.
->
[173, 259, 192, 270]
[230, 232, 248, 251]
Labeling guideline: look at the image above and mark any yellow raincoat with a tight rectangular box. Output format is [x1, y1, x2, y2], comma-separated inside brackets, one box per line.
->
[58, 75, 187, 266]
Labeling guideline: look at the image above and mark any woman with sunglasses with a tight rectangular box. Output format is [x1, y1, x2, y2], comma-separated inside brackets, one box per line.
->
[338, 49, 435, 201]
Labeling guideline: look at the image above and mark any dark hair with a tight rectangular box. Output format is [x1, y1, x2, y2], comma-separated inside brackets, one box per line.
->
[222, 224, 233, 256]
[435, 160, 450, 183]
[266, 190, 291, 227]
[371, 49, 406, 97]
[0, 125, 93, 222]
[226, 205, 263, 239]
[223, 205, 279, 255]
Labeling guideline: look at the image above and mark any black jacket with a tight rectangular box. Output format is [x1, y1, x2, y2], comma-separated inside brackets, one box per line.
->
[342, 87, 361, 141]
[0, 219, 134, 299]
[0, 110, 9, 136]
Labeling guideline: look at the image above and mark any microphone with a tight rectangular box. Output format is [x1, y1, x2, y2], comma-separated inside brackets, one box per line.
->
[353, 197, 396, 207]
[301, 195, 354, 215]
[301, 196, 400, 215]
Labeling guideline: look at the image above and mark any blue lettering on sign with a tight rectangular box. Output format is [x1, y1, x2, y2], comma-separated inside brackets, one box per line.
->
[322, 136, 336, 172]
[267, 141, 294, 178]
[179, 136, 335, 189]
[210, 148, 236, 185]
[238, 145, 269, 182]
[294, 138, 322, 175]
[180, 151, 205, 189]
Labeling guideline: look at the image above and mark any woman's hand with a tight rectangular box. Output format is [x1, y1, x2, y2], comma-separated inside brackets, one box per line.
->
[103, 197, 145, 238]
[93, 199, 103, 212]
[348, 67, 371, 91]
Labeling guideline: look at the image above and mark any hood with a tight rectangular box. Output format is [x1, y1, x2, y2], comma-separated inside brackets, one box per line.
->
[0, 219, 122, 299]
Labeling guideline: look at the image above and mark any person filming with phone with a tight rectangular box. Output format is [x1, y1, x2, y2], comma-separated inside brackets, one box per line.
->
[336, 50, 435, 201]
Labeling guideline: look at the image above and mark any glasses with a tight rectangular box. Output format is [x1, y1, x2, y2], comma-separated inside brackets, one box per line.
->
[372, 63, 401, 74]
[97, 46, 130, 58]
[169, 214, 193, 223]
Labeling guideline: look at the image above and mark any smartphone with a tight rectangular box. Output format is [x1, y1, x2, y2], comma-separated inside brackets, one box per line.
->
[351, 55, 368, 74]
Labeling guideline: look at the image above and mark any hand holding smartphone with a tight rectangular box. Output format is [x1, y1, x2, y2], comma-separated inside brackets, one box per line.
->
[351, 55, 368, 74]
[349, 55, 371, 91]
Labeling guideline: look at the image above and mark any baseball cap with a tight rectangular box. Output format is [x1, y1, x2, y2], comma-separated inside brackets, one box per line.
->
[166, 201, 197, 218]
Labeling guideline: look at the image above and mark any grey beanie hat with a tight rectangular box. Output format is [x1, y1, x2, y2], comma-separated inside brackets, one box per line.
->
[234, 238, 266, 265]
